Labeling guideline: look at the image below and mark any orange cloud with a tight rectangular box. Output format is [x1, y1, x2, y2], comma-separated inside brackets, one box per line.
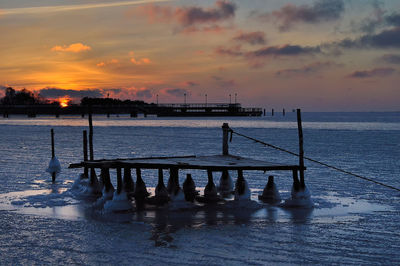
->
[130, 51, 151, 65]
[51, 42, 92, 53]
[96, 59, 119, 67]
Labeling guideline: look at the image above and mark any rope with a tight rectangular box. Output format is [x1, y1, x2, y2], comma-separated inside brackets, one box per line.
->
[229, 129, 400, 192]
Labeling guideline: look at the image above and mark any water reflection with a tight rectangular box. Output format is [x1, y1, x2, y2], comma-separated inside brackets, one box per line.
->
[0, 187, 392, 247]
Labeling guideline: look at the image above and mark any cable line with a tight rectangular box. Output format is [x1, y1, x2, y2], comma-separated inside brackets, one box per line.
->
[229, 129, 400, 192]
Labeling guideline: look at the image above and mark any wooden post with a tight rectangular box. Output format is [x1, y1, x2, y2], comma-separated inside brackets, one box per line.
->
[222, 123, 229, 155]
[88, 105, 94, 161]
[296, 109, 305, 188]
[271, 109, 274, 116]
[292, 169, 300, 191]
[83, 130, 88, 178]
[263, 109, 266, 116]
[283, 108, 285, 116]
[116, 168, 122, 194]
[50, 129, 56, 182]
[51, 129, 55, 158]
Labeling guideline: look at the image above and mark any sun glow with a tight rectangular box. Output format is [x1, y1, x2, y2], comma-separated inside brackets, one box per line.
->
[58, 97, 70, 108]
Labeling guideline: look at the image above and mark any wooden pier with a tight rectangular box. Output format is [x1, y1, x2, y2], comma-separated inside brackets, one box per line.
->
[69, 116, 307, 202]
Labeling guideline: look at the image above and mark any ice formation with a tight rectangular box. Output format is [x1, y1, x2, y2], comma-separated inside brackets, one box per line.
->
[46, 156, 61, 176]
[283, 185, 314, 208]
[218, 170, 233, 196]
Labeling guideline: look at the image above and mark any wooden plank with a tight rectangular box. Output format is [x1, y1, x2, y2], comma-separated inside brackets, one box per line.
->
[69, 154, 305, 171]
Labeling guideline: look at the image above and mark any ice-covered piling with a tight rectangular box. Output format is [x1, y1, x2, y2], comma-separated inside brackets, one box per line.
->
[85, 168, 101, 196]
[234, 170, 250, 201]
[183, 173, 198, 202]
[46, 129, 61, 182]
[82, 130, 88, 178]
[258, 175, 281, 203]
[198, 170, 219, 203]
[134, 168, 149, 210]
[167, 168, 180, 196]
[100, 168, 114, 200]
[103, 167, 133, 212]
[218, 169, 233, 196]
[147, 169, 169, 206]
[123, 167, 135, 197]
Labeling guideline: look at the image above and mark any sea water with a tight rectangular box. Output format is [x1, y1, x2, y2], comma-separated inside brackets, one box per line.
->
[0, 112, 399, 264]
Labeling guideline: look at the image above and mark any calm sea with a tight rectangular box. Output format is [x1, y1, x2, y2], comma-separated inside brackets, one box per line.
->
[0, 112, 399, 264]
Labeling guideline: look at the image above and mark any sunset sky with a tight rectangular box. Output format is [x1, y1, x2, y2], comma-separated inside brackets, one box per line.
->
[1, 0, 399, 111]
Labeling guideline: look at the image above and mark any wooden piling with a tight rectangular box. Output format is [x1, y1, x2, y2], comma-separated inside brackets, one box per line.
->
[263, 109, 266, 116]
[88, 105, 94, 161]
[51, 129, 55, 158]
[116, 168, 122, 194]
[283, 108, 285, 116]
[292, 169, 300, 191]
[271, 109, 274, 116]
[296, 109, 305, 188]
[50, 129, 56, 182]
[83, 130, 88, 178]
[222, 123, 229, 155]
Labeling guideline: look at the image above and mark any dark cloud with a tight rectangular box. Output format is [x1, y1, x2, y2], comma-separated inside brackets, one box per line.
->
[211, 75, 235, 87]
[275, 61, 339, 77]
[215, 44, 321, 68]
[177, 0, 236, 26]
[331, 27, 400, 49]
[354, 0, 385, 34]
[135, 89, 153, 99]
[385, 12, 400, 27]
[232, 31, 266, 45]
[139, 0, 236, 31]
[246, 44, 321, 58]
[254, 0, 344, 31]
[103, 88, 122, 94]
[180, 24, 230, 34]
[347, 67, 395, 78]
[380, 54, 400, 64]
[184, 81, 199, 87]
[215, 45, 243, 57]
[164, 88, 189, 97]
[38, 88, 103, 98]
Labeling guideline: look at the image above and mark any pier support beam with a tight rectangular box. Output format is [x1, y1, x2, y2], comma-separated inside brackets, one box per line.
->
[296, 109, 305, 189]
[292, 169, 300, 192]
[51, 129, 56, 182]
[82, 130, 88, 178]
[222, 123, 229, 155]
[88, 105, 94, 161]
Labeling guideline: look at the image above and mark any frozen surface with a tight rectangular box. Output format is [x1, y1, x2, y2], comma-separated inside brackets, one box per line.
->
[0, 113, 399, 264]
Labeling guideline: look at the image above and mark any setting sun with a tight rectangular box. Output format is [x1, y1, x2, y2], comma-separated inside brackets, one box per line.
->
[58, 97, 70, 108]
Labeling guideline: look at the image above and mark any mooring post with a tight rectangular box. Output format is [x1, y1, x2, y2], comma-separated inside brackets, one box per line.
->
[88, 105, 94, 161]
[296, 109, 305, 188]
[271, 109, 274, 116]
[292, 169, 300, 191]
[283, 108, 285, 116]
[263, 108, 266, 116]
[50, 129, 56, 182]
[222, 123, 229, 155]
[88, 105, 95, 181]
[116, 167, 122, 194]
[51, 128, 55, 158]
[83, 130, 88, 178]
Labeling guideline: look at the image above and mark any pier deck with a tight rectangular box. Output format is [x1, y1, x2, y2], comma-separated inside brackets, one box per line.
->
[69, 154, 303, 172]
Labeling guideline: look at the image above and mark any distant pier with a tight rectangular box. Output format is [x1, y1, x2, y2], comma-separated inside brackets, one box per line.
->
[0, 102, 263, 117]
